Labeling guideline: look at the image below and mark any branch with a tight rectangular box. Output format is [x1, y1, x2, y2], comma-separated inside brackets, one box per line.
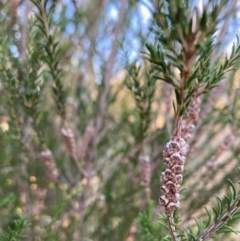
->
[166, 215, 179, 241]
[20, 0, 32, 62]
[195, 194, 240, 241]
[95, 0, 127, 134]
[211, 0, 238, 63]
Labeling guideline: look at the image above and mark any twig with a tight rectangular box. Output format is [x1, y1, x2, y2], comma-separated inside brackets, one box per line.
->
[211, 0, 238, 64]
[62, 0, 105, 61]
[166, 215, 179, 241]
[61, 123, 88, 178]
[20, 0, 31, 62]
[139, 155, 151, 203]
[195, 194, 240, 241]
[90, 0, 128, 162]
[123, 130, 162, 164]
[207, 133, 235, 169]
[78, 2, 128, 230]
[77, 126, 94, 160]
[123, 143, 143, 164]
[163, 82, 172, 137]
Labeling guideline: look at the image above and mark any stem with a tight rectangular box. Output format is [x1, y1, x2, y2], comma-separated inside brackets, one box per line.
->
[90, 0, 127, 162]
[166, 215, 179, 241]
[40, 0, 88, 179]
[211, 0, 238, 64]
[195, 194, 240, 241]
[40, 0, 50, 39]
[173, 35, 195, 139]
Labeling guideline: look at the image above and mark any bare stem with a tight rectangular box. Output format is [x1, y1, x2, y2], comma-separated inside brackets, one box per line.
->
[90, 0, 127, 162]
[211, 0, 238, 63]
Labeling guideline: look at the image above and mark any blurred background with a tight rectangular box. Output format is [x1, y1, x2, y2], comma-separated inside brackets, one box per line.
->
[1, 0, 240, 240]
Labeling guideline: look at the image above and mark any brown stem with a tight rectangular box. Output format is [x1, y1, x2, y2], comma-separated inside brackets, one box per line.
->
[79, 3, 128, 228]
[211, 0, 238, 64]
[20, 0, 31, 62]
[90, 0, 127, 162]
[195, 194, 240, 241]
[166, 215, 179, 241]
[40, 0, 50, 38]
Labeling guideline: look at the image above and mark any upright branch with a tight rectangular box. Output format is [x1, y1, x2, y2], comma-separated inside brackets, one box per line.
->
[207, 133, 235, 169]
[125, 65, 156, 203]
[139, 155, 151, 203]
[195, 193, 240, 241]
[31, 0, 87, 177]
[181, 94, 200, 143]
[90, 0, 127, 163]
[144, 0, 240, 238]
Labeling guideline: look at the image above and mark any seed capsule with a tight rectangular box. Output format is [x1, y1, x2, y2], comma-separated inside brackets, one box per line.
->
[168, 191, 180, 203]
[166, 181, 177, 192]
[185, 134, 192, 142]
[161, 185, 169, 194]
[163, 146, 169, 157]
[159, 195, 169, 206]
[166, 202, 180, 214]
[175, 137, 186, 147]
[170, 153, 185, 165]
[161, 173, 169, 183]
[163, 141, 180, 157]
[172, 165, 184, 174]
[163, 157, 171, 166]
[180, 145, 188, 156]
[167, 141, 180, 155]
[176, 184, 181, 192]
[188, 124, 195, 132]
[174, 174, 183, 184]
[164, 169, 175, 179]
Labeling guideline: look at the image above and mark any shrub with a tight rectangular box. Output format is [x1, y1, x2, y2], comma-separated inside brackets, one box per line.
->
[0, 0, 240, 240]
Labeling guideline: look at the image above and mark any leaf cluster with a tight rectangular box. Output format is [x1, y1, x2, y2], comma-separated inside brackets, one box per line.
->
[0, 217, 27, 241]
[125, 63, 156, 139]
[138, 179, 240, 241]
[144, 0, 240, 117]
[31, 0, 67, 118]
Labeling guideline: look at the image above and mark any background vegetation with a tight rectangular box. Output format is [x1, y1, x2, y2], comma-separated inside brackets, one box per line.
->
[1, 0, 240, 240]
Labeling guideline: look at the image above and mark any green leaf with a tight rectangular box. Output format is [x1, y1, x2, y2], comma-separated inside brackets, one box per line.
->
[212, 207, 218, 223]
[204, 207, 212, 228]
[217, 225, 239, 235]
[173, 100, 177, 115]
[224, 195, 231, 210]
[200, 8, 208, 30]
[194, 218, 204, 235]
[228, 179, 237, 200]
[174, 88, 181, 105]
[216, 196, 224, 216]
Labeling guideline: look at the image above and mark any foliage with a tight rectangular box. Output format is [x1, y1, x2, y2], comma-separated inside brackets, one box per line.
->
[0, 217, 27, 241]
[0, 0, 240, 240]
